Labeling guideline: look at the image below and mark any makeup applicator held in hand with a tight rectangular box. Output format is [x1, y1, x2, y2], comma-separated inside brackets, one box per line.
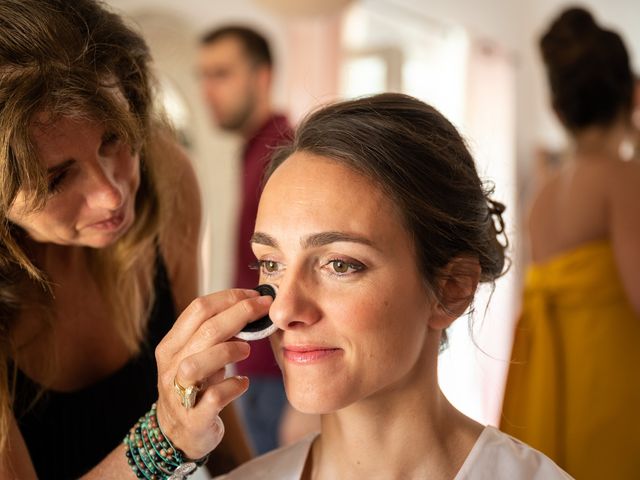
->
[236, 284, 278, 341]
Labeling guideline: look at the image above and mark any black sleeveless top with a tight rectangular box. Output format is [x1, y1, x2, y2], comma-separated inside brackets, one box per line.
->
[13, 256, 176, 479]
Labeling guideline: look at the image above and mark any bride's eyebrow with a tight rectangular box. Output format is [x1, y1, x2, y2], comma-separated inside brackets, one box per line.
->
[250, 232, 278, 248]
[250, 231, 375, 250]
[301, 231, 373, 249]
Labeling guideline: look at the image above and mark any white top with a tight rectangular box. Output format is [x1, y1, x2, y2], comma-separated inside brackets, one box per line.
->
[213, 426, 572, 479]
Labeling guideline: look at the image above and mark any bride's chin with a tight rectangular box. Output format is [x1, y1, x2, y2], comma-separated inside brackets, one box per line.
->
[286, 389, 344, 415]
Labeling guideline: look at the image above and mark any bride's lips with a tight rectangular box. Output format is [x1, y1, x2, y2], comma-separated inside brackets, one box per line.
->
[282, 345, 342, 364]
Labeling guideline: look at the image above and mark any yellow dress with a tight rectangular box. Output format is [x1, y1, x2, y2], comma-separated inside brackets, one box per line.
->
[501, 241, 640, 480]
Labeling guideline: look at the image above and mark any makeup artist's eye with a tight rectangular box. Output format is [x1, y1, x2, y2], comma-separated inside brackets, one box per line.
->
[102, 131, 120, 146]
[47, 169, 69, 194]
[324, 259, 365, 276]
[99, 131, 122, 156]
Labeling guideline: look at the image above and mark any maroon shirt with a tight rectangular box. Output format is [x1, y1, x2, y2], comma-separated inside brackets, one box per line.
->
[234, 114, 292, 377]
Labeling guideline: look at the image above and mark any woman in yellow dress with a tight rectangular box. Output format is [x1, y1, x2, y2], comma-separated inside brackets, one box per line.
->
[501, 7, 640, 480]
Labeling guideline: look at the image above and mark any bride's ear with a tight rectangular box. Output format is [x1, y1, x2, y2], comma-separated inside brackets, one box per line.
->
[428, 255, 481, 330]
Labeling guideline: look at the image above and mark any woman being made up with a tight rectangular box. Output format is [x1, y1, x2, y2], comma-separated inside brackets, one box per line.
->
[501, 8, 640, 480]
[199, 93, 568, 479]
[0, 0, 257, 478]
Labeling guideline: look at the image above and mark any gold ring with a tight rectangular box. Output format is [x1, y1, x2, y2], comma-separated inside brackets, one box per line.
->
[173, 376, 201, 410]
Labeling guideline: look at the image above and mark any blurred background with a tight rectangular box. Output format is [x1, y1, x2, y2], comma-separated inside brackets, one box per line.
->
[103, 0, 639, 427]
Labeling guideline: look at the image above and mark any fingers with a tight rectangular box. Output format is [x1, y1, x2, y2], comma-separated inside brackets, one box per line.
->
[197, 375, 250, 415]
[156, 376, 249, 459]
[163, 289, 260, 350]
[176, 341, 250, 387]
[181, 295, 273, 357]
[153, 287, 273, 459]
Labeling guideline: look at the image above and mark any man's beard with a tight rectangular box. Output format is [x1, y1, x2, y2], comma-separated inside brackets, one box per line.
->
[219, 91, 256, 132]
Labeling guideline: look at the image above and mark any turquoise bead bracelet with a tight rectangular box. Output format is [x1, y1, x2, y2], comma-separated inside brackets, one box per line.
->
[124, 403, 209, 480]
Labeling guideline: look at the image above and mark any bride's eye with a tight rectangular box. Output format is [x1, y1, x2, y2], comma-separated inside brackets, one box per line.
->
[325, 258, 365, 276]
[249, 259, 283, 276]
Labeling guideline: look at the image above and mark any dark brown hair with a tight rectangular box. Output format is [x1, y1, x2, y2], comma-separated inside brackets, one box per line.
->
[540, 7, 633, 131]
[267, 93, 507, 299]
[200, 25, 273, 68]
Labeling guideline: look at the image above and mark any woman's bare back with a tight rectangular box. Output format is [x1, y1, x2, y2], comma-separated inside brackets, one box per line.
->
[528, 156, 611, 263]
[527, 154, 640, 313]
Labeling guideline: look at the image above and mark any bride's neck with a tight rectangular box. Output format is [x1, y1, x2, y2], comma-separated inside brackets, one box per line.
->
[306, 370, 482, 480]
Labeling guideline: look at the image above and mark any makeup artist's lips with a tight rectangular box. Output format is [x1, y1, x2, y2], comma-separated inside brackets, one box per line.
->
[282, 345, 342, 364]
[86, 210, 126, 231]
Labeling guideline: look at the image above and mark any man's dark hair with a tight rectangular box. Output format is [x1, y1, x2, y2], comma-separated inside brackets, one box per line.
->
[200, 25, 272, 68]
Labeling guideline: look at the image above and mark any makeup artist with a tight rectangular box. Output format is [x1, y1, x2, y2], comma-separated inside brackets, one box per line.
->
[0, 0, 259, 478]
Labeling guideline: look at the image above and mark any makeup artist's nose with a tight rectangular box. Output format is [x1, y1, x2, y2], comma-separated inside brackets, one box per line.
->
[269, 269, 321, 331]
[85, 163, 124, 210]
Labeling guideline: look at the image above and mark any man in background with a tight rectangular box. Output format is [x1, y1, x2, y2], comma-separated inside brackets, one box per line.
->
[197, 25, 292, 455]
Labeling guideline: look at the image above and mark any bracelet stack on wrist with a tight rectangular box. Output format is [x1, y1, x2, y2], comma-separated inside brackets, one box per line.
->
[124, 403, 209, 480]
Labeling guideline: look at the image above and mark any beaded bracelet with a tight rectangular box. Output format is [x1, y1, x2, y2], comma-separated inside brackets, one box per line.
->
[124, 403, 209, 480]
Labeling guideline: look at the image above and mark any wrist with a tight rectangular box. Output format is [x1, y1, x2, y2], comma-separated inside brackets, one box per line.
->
[123, 403, 210, 480]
